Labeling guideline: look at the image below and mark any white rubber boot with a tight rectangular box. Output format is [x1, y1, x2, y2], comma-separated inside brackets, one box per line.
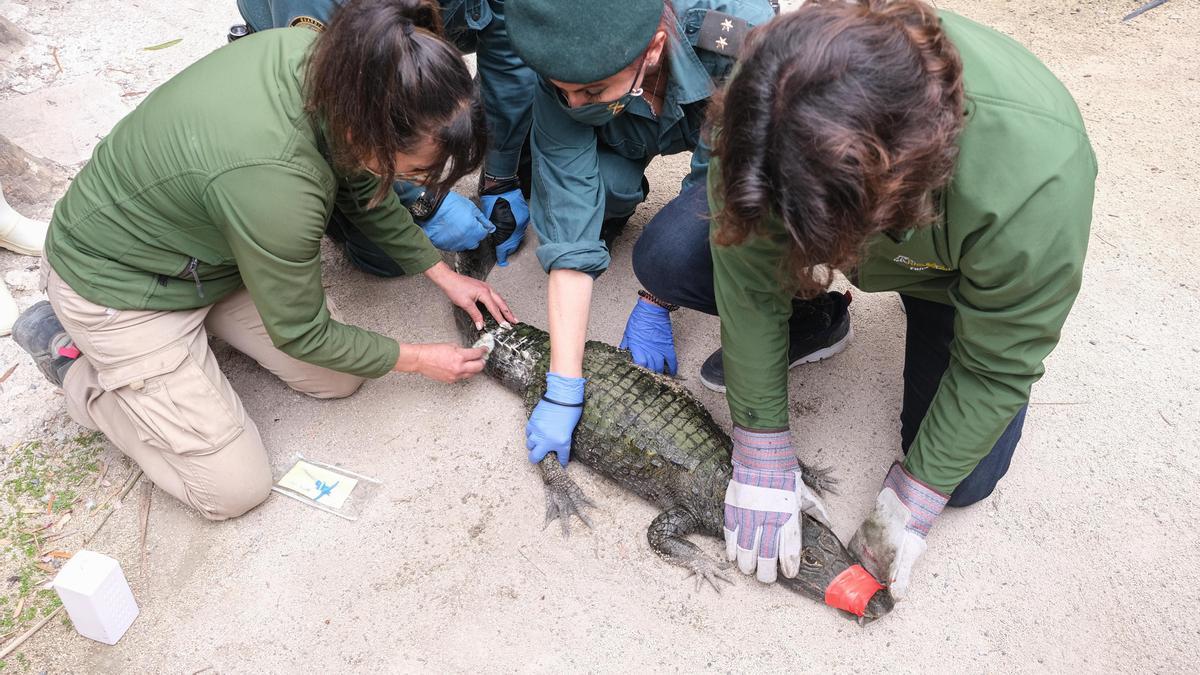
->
[0, 179, 49, 257]
[0, 281, 17, 337]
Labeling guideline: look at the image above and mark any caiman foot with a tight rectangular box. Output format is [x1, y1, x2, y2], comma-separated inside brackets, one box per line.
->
[798, 461, 839, 496]
[539, 455, 594, 536]
[648, 506, 733, 593]
[682, 556, 734, 593]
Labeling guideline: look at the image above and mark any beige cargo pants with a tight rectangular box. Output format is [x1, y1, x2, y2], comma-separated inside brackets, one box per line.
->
[45, 266, 364, 520]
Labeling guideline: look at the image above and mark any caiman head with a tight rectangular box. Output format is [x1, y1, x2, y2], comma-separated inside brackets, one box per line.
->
[779, 516, 896, 624]
[453, 235, 544, 396]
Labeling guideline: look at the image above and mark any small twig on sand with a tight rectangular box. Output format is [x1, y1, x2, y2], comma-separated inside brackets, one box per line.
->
[138, 481, 152, 576]
[0, 608, 62, 660]
[516, 547, 547, 579]
[1123, 0, 1170, 22]
[84, 469, 143, 548]
[1158, 410, 1175, 427]
[50, 47, 63, 74]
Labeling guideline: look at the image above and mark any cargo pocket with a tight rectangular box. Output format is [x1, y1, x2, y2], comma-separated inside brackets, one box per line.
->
[96, 342, 244, 455]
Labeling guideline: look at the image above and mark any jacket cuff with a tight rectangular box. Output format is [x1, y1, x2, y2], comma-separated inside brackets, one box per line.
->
[883, 462, 948, 537]
[731, 428, 798, 471]
[485, 148, 522, 182]
[536, 240, 610, 278]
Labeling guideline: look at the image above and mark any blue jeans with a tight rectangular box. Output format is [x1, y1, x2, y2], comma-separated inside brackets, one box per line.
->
[631, 184, 1026, 507]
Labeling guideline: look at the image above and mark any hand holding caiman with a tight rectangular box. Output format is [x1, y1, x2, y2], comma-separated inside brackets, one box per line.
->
[454, 246, 895, 622]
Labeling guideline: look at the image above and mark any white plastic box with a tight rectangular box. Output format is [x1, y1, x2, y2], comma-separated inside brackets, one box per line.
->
[51, 550, 139, 645]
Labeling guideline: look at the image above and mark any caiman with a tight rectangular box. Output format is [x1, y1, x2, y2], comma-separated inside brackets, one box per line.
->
[453, 239, 895, 622]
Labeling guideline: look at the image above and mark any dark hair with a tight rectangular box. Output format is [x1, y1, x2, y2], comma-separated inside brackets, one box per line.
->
[306, 0, 486, 205]
[710, 0, 964, 297]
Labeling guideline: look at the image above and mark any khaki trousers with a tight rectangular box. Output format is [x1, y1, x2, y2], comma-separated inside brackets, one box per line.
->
[46, 267, 364, 520]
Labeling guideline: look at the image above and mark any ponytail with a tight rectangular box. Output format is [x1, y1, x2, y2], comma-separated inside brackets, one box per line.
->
[306, 0, 486, 204]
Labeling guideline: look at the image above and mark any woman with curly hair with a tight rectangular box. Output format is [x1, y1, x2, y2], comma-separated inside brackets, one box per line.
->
[632, 0, 1096, 595]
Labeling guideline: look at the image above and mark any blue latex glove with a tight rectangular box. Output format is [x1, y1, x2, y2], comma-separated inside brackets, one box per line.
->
[526, 372, 585, 466]
[480, 188, 530, 266]
[619, 298, 678, 375]
[421, 192, 495, 252]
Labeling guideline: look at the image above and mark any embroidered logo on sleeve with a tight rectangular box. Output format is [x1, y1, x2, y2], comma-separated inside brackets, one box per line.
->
[893, 255, 951, 272]
[290, 16, 326, 32]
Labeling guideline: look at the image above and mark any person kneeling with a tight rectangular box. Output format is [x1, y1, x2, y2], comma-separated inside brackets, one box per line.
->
[13, 0, 514, 521]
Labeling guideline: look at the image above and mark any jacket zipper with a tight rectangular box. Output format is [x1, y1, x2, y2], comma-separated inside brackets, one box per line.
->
[182, 257, 204, 299]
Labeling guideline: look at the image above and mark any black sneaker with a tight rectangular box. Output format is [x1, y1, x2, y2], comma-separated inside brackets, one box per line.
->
[699, 291, 853, 393]
[12, 301, 78, 387]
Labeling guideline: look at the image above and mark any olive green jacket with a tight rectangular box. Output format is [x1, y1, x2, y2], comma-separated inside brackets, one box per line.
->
[710, 11, 1098, 493]
[45, 28, 441, 379]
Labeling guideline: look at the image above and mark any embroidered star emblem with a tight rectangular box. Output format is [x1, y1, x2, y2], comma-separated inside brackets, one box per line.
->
[721, 18, 734, 31]
[715, 36, 729, 50]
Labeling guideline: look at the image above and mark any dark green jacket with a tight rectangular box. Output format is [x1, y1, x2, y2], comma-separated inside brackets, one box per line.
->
[710, 11, 1098, 493]
[45, 28, 441, 379]
[529, 0, 776, 276]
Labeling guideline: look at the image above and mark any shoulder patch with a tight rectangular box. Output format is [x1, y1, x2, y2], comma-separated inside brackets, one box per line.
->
[289, 15, 326, 32]
[695, 11, 749, 57]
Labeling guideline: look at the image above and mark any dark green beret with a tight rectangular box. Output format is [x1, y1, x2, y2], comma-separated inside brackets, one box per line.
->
[507, 0, 664, 83]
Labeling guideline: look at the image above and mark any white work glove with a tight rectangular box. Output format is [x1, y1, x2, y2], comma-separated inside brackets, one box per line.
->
[848, 462, 949, 599]
[723, 428, 831, 583]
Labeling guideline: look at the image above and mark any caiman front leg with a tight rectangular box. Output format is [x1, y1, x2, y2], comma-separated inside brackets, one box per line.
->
[539, 455, 594, 536]
[648, 507, 733, 593]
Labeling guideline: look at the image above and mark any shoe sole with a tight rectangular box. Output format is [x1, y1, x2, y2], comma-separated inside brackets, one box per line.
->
[0, 242, 43, 257]
[699, 325, 855, 394]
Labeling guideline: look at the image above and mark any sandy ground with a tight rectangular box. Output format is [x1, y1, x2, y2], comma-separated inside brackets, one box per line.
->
[1, 0, 1198, 671]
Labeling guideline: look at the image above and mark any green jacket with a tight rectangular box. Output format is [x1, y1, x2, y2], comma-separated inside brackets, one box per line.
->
[45, 28, 441, 379]
[710, 11, 1097, 493]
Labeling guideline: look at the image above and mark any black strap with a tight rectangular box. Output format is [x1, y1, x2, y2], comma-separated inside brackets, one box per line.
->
[542, 395, 584, 408]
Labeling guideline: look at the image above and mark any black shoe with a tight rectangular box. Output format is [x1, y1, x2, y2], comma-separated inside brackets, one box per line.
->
[699, 291, 853, 393]
[12, 301, 77, 387]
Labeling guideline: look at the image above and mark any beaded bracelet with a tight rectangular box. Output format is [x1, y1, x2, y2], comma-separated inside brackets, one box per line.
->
[637, 289, 680, 312]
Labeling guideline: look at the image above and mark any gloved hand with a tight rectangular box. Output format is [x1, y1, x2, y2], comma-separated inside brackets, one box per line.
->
[526, 372, 586, 466]
[421, 192, 495, 252]
[848, 462, 949, 599]
[723, 428, 831, 583]
[480, 187, 529, 266]
[619, 298, 677, 375]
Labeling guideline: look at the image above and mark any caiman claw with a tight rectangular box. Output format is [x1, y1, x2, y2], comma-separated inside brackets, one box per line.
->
[539, 455, 595, 536]
[683, 557, 734, 594]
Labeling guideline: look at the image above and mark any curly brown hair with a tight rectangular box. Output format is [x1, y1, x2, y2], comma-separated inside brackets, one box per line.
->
[710, 0, 964, 297]
[305, 0, 487, 206]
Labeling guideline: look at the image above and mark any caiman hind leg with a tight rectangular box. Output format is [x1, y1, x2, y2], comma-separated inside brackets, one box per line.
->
[648, 506, 733, 593]
[539, 455, 594, 536]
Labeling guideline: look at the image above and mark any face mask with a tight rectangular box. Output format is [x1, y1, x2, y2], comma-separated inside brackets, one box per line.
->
[560, 57, 647, 127]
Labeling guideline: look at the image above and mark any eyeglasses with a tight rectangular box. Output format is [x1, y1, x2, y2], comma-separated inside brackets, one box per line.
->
[394, 169, 432, 184]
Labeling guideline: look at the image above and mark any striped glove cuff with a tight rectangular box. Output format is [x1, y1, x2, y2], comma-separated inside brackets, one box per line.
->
[884, 462, 949, 538]
[731, 427, 800, 472]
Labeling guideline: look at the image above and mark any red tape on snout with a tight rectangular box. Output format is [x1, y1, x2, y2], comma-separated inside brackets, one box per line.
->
[824, 564, 884, 617]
